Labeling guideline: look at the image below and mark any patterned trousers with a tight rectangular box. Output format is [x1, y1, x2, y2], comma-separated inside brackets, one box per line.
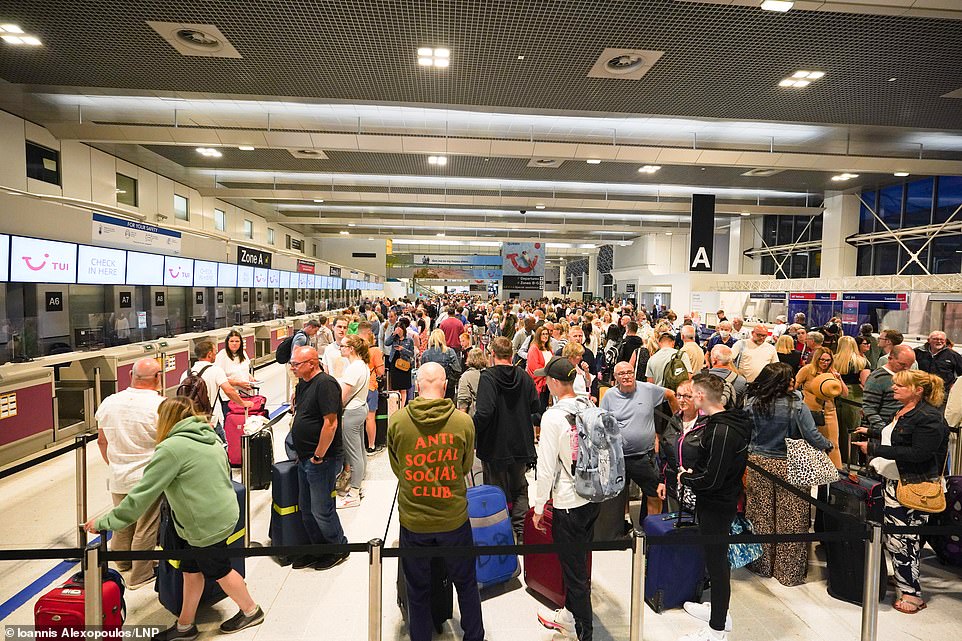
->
[883, 479, 929, 598]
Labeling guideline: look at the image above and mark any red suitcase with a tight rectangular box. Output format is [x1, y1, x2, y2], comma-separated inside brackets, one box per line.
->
[522, 505, 592, 608]
[35, 541, 125, 632]
[225, 395, 268, 465]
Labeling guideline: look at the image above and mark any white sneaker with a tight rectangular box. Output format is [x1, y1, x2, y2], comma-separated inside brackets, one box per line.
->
[336, 488, 361, 509]
[683, 601, 732, 632]
[537, 607, 576, 638]
[677, 626, 728, 641]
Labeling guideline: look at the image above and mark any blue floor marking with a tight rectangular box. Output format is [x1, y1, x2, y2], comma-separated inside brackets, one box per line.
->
[0, 534, 104, 622]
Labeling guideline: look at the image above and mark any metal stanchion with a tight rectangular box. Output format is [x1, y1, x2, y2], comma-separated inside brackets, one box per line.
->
[368, 539, 384, 641]
[241, 432, 252, 547]
[860, 522, 883, 641]
[75, 435, 88, 548]
[83, 541, 103, 627]
[629, 528, 647, 641]
[953, 428, 962, 477]
[93, 366, 102, 409]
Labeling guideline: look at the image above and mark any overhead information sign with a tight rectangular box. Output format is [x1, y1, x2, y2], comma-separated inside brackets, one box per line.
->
[217, 263, 238, 288]
[0, 235, 8, 282]
[77, 245, 126, 285]
[164, 256, 194, 287]
[126, 251, 164, 286]
[93, 212, 181, 255]
[10, 236, 78, 284]
[193, 260, 218, 287]
[501, 242, 545, 290]
[237, 265, 255, 287]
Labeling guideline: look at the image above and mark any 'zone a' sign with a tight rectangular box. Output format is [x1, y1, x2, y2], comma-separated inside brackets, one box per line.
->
[237, 245, 272, 268]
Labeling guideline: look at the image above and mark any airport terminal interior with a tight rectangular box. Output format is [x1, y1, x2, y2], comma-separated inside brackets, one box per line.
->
[1, 1, 962, 640]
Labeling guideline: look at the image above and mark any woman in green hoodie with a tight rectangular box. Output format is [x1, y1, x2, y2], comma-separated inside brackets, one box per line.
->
[85, 397, 263, 641]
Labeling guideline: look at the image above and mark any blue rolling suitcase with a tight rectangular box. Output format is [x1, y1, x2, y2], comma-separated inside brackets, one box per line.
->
[155, 481, 246, 615]
[643, 511, 705, 613]
[269, 460, 310, 565]
[467, 485, 519, 589]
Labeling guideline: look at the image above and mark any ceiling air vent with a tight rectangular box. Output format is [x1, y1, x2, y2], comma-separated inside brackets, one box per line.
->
[741, 168, 785, 177]
[587, 48, 664, 81]
[527, 158, 564, 168]
[288, 149, 329, 159]
[147, 22, 242, 58]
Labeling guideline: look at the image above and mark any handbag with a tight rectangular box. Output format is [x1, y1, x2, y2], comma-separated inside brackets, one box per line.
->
[728, 515, 763, 569]
[785, 398, 838, 487]
[896, 453, 948, 513]
[393, 356, 412, 372]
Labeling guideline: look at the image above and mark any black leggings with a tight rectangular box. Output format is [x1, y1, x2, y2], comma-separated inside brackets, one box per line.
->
[696, 504, 736, 632]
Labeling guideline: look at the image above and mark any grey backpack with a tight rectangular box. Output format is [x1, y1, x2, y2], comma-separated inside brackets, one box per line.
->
[564, 398, 626, 502]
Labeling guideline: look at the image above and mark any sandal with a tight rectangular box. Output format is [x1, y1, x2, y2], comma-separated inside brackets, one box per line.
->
[893, 597, 927, 614]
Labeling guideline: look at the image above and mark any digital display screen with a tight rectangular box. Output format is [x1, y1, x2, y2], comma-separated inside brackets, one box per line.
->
[279, 271, 291, 288]
[267, 269, 280, 288]
[217, 263, 238, 288]
[10, 236, 78, 284]
[194, 260, 218, 287]
[0, 235, 8, 282]
[237, 265, 255, 288]
[164, 256, 194, 286]
[253, 267, 268, 288]
[298, 272, 309, 289]
[306, 274, 316, 289]
[125, 251, 164, 285]
[77, 245, 126, 285]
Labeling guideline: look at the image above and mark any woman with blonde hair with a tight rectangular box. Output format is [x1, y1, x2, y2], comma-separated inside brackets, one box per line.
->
[795, 346, 848, 467]
[86, 397, 263, 638]
[834, 335, 871, 463]
[854, 370, 949, 614]
[775, 334, 802, 374]
[421, 328, 462, 401]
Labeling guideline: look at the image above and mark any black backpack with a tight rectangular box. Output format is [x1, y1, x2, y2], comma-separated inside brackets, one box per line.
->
[176, 364, 214, 415]
[275, 330, 305, 365]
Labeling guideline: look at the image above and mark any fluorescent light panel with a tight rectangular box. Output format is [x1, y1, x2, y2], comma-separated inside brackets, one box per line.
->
[760, 1, 793, 12]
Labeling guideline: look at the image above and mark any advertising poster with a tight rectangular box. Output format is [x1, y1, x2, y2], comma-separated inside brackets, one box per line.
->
[501, 241, 545, 290]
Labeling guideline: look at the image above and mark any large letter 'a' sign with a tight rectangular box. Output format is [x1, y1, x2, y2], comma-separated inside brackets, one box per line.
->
[689, 194, 715, 272]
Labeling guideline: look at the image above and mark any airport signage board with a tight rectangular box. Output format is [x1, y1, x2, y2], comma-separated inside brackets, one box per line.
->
[330, 266, 341, 277]
[841, 292, 907, 302]
[789, 292, 837, 301]
[164, 256, 194, 287]
[10, 236, 78, 284]
[93, 212, 181, 255]
[77, 245, 126, 285]
[297, 260, 315, 273]
[502, 242, 545, 291]
[237, 265, 255, 288]
[193, 261, 218, 287]
[268, 270, 280, 288]
[125, 251, 164, 286]
[750, 292, 787, 300]
[306, 274, 316, 289]
[298, 273, 309, 289]
[0, 234, 8, 282]
[280, 271, 292, 288]
[254, 267, 269, 288]
[217, 263, 238, 288]
[236, 245, 272, 268]
[688, 194, 715, 272]
[413, 254, 502, 266]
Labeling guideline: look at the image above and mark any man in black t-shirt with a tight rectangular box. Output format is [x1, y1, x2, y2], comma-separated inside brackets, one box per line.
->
[289, 346, 348, 570]
[618, 321, 644, 363]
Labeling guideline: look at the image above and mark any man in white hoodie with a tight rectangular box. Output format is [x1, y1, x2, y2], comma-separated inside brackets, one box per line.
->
[531, 357, 600, 641]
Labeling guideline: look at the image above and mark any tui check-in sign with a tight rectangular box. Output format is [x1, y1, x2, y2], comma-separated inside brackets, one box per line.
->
[237, 245, 272, 268]
[689, 194, 715, 272]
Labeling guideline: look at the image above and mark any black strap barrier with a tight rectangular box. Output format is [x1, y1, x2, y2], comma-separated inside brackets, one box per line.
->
[0, 433, 97, 481]
[882, 524, 962, 536]
[0, 548, 85, 561]
[745, 459, 864, 526]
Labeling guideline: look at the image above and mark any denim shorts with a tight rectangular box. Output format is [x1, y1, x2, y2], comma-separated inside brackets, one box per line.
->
[367, 389, 379, 412]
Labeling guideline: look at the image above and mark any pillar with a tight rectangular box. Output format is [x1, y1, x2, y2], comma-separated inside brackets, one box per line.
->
[821, 192, 859, 278]
[587, 253, 599, 297]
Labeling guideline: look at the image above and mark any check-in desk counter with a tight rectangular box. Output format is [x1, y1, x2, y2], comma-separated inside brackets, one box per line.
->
[31, 351, 114, 445]
[253, 319, 293, 365]
[100, 342, 162, 394]
[291, 315, 315, 331]
[153, 338, 190, 397]
[0, 363, 56, 467]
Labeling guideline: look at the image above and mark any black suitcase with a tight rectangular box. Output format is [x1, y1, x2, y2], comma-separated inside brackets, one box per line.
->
[156, 481, 246, 615]
[397, 555, 452, 634]
[593, 485, 630, 542]
[247, 428, 274, 490]
[822, 473, 887, 605]
[269, 460, 310, 565]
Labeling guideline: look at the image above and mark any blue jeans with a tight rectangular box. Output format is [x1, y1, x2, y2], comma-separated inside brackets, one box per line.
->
[400, 521, 484, 641]
[297, 458, 347, 546]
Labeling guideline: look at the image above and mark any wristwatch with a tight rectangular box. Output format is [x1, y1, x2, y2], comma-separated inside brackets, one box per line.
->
[311, 455, 323, 463]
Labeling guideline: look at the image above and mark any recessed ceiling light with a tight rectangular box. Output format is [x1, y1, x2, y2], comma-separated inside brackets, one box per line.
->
[0, 24, 24, 34]
[740, 212, 751, 216]
[348, 223, 356, 227]
[831, 173, 859, 181]
[417, 47, 450, 68]
[428, 155, 447, 166]
[779, 70, 823, 88]
[517, 55, 525, 60]
[238, 145, 255, 151]
[638, 165, 661, 174]
[665, 232, 673, 236]
[339, 230, 349, 235]
[436, 232, 446, 237]
[196, 147, 222, 157]
[887, 77, 897, 82]
[21, 36, 41, 46]
[536, 204, 546, 209]
[760, 0, 794, 12]
[313, 199, 324, 203]
[894, 172, 910, 177]
[586, 159, 602, 165]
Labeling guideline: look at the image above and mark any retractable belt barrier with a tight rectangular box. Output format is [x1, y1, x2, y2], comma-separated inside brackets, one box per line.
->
[745, 458, 865, 527]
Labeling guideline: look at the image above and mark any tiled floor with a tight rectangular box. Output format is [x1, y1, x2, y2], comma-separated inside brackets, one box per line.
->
[1, 362, 959, 640]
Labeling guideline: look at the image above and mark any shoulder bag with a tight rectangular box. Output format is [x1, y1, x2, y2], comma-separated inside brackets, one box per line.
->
[785, 397, 839, 487]
[896, 452, 948, 513]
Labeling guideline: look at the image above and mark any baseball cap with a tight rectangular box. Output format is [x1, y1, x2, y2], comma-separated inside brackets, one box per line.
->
[534, 356, 577, 382]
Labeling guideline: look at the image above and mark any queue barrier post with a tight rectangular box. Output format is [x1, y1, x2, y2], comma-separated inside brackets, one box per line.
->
[241, 432, 252, 548]
[368, 538, 384, 641]
[860, 521, 883, 641]
[83, 540, 103, 627]
[953, 427, 962, 477]
[75, 435, 88, 549]
[629, 527, 646, 641]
